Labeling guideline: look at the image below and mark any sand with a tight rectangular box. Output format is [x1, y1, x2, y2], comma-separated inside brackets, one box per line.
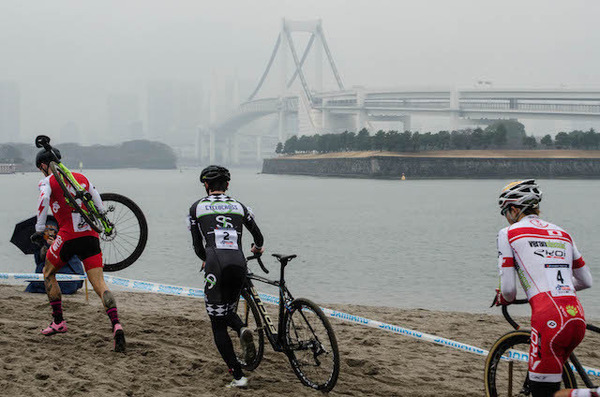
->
[1, 285, 598, 397]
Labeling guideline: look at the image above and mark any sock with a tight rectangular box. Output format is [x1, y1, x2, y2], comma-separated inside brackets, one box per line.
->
[106, 307, 120, 328]
[50, 300, 63, 324]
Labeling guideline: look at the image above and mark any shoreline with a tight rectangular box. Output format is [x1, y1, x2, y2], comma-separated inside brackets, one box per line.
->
[2, 285, 599, 396]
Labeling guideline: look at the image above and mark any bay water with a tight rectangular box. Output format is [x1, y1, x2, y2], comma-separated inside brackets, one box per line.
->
[1, 168, 598, 320]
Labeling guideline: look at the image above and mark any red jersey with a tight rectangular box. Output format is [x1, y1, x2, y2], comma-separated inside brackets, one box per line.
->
[36, 172, 105, 238]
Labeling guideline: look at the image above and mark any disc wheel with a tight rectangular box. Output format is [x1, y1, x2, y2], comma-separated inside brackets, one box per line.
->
[484, 330, 576, 396]
[283, 298, 340, 392]
[99, 193, 148, 272]
[229, 289, 265, 370]
[49, 161, 102, 233]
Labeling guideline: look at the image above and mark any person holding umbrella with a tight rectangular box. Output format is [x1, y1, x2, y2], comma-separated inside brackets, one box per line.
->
[26, 216, 84, 294]
[30, 145, 126, 352]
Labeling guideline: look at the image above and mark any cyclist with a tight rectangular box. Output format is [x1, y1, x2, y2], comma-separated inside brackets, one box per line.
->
[31, 147, 126, 352]
[187, 165, 264, 388]
[495, 179, 593, 397]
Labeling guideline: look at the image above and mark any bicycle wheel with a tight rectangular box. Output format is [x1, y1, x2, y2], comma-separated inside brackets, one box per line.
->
[49, 161, 103, 233]
[484, 330, 577, 397]
[229, 289, 265, 371]
[283, 298, 340, 392]
[99, 193, 148, 272]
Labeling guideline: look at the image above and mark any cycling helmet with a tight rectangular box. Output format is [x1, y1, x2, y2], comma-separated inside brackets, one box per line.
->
[498, 179, 542, 215]
[35, 148, 61, 168]
[200, 165, 231, 183]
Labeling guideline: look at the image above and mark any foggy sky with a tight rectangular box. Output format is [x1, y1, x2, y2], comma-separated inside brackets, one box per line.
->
[1, 0, 599, 142]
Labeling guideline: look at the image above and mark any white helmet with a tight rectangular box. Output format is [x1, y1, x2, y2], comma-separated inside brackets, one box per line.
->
[498, 179, 542, 215]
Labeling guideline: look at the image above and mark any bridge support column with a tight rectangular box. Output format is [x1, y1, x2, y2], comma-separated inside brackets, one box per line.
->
[402, 115, 412, 131]
[256, 136, 262, 163]
[209, 131, 216, 164]
[232, 134, 240, 165]
[278, 110, 286, 142]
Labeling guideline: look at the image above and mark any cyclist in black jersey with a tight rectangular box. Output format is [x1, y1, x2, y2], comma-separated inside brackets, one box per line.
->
[187, 165, 264, 388]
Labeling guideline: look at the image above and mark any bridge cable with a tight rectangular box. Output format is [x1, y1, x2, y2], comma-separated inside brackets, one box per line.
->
[248, 33, 282, 101]
[317, 25, 345, 91]
[283, 26, 313, 104]
[287, 33, 315, 89]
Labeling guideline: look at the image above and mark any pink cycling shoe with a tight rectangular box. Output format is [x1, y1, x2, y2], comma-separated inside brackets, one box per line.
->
[113, 323, 126, 353]
[41, 321, 68, 336]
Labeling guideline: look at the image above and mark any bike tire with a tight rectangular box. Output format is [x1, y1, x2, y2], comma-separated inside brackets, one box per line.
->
[49, 161, 103, 233]
[99, 193, 148, 272]
[283, 297, 340, 392]
[484, 330, 577, 397]
[230, 289, 265, 371]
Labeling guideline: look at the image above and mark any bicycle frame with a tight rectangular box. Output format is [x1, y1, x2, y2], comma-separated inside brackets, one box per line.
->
[36, 135, 113, 234]
[501, 300, 599, 389]
[244, 256, 295, 353]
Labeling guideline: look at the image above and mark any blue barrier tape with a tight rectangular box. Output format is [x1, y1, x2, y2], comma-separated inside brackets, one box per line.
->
[1, 272, 598, 378]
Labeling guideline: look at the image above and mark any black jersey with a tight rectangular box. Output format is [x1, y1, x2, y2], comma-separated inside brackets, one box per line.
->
[188, 194, 264, 261]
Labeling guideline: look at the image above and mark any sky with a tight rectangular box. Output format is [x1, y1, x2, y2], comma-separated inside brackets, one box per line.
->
[1, 0, 600, 142]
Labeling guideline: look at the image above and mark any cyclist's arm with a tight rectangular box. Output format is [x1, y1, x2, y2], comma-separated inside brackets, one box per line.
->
[572, 243, 592, 291]
[187, 205, 206, 261]
[497, 228, 517, 302]
[242, 205, 264, 249]
[82, 175, 105, 213]
[35, 178, 51, 232]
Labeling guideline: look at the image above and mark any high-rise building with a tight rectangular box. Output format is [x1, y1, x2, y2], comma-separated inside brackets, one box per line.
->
[107, 94, 142, 142]
[146, 80, 202, 146]
[0, 81, 20, 143]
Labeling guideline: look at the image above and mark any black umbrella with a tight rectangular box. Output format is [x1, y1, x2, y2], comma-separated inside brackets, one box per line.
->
[10, 216, 56, 255]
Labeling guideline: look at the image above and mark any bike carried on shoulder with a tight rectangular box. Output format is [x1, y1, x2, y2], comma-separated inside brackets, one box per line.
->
[35, 135, 148, 272]
[484, 298, 600, 397]
[230, 252, 340, 392]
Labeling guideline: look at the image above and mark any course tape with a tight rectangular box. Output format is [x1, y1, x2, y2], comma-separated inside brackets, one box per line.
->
[2, 272, 598, 378]
[0, 273, 87, 281]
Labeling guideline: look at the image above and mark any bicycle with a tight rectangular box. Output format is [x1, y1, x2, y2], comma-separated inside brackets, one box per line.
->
[484, 299, 600, 396]
[34, 135, 148, 272]
[230, 252, 340, 392]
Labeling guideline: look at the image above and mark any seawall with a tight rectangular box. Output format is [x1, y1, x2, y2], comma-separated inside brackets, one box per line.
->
[262, 156, 600, 178]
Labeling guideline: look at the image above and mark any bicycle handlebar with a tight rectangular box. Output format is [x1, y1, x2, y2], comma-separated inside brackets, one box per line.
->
[246, 253, 269, 274]
[34, 135, 61, 164]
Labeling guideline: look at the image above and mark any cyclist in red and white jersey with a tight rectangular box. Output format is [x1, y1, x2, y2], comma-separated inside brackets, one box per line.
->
[31, 147, 126, 352]
[496, 179, 593, 397]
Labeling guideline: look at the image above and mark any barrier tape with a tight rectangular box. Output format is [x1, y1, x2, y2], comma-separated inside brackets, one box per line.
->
[0, 273, 87, 281]
[1, 272, 598, 378]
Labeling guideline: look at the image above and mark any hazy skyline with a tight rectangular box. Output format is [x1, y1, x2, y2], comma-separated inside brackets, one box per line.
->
[1, 0, 599, 142]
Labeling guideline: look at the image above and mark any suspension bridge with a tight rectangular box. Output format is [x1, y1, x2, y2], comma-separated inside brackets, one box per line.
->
[198, 19, 600, 164]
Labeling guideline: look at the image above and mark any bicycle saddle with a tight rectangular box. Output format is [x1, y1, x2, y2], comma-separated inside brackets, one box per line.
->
[272, 254, 297, 263]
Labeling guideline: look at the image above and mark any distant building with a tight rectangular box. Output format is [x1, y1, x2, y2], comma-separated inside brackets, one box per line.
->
[0, 81, 20, 143]
[107, 94, 142, 142]
[146, 80, 202, 146]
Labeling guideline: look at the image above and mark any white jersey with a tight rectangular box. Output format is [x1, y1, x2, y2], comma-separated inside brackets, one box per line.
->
[497, 215, 589, 302]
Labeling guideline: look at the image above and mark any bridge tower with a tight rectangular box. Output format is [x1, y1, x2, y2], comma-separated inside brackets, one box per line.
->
[248, 18, 345, 142]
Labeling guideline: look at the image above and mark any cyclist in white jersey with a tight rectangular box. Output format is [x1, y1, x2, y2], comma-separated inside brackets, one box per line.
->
[496, 180, 593, 397]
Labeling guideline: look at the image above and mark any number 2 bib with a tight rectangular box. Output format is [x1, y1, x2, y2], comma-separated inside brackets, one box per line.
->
[214, 228, 238, 250]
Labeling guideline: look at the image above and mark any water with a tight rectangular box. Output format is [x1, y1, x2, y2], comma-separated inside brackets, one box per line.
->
[1, 168, 599, 319]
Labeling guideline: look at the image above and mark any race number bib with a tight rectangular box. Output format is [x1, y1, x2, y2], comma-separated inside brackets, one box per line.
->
[214, 229, 238, 250]
[545, 263, 573, 297]
[72, 213, 92, 232]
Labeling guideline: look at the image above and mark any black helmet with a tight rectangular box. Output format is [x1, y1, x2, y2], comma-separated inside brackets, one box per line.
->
[35, 148, 61, 168]
[200, 165, 230, 184]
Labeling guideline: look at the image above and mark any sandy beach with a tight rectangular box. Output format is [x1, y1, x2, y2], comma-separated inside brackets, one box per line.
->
[1, 285, 598, 397]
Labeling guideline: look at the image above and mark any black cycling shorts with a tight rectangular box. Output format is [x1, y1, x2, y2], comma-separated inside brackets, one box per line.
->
[203, 248, 247, 317]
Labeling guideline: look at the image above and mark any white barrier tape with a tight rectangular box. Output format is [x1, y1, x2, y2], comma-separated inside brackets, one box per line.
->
[0, 273, 87, 281]
[502, 349, 600, 379]
[2, 272, 599, 378]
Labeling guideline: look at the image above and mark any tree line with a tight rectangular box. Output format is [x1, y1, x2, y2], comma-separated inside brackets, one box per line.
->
[0, 140, 177, 170]
[276, 121, 600, 154]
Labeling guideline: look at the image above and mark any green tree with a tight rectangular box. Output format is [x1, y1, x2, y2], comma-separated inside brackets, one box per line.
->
[540, 134, 553, 147]
[283, 135, 298, 154]
[373, 130, 386, 151]
[523, 135, 537, 148]
[275, 142, 283, 154]
[354, 128, 370, 151]
[555, 132, 571, 149]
